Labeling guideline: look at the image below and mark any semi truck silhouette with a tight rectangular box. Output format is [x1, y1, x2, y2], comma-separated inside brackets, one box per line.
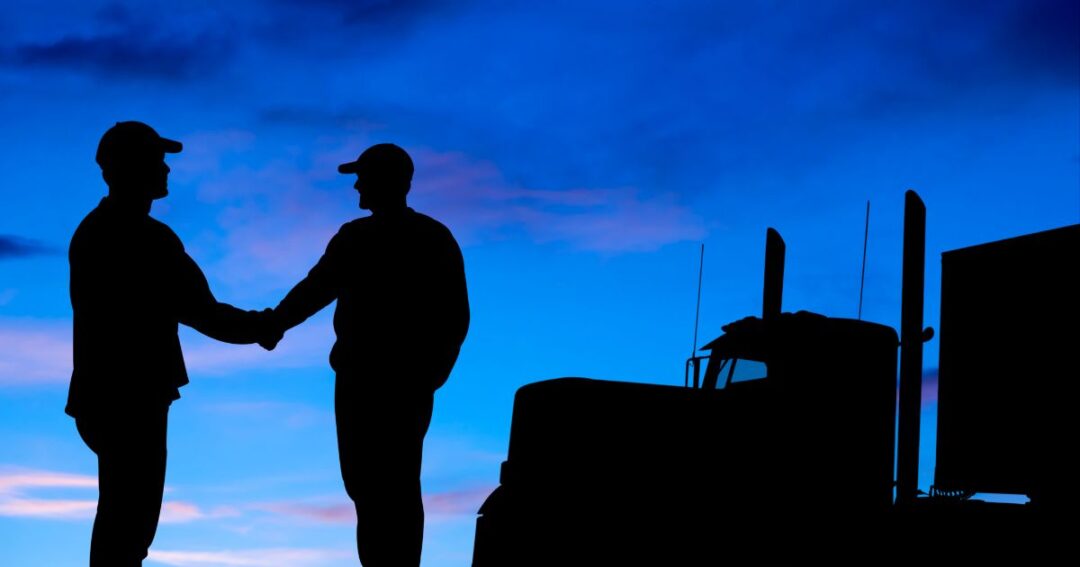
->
[472, 191, 1077, 565]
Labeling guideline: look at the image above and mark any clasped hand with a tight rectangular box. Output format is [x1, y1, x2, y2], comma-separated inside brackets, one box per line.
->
[256, 308, 285, 351]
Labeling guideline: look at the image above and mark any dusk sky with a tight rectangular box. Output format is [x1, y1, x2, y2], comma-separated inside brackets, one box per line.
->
[1, 1, 1077, 565]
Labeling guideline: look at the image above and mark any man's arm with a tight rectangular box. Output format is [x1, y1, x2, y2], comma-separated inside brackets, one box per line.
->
[270, 230, 345, 337]
[174, 247, 277, 345]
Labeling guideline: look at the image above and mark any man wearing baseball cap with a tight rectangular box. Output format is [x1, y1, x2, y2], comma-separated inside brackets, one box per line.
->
[268, 143, 470, 566]
[68, 121, 281, 566]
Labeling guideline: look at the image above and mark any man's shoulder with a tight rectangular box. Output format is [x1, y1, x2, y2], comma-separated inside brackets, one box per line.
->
[336, 210, 458, 244]
[145, 215, 181, 240]
[408, 210, 456, 239]
[337, 216, 372, 237]
[71, 204, 183, 252]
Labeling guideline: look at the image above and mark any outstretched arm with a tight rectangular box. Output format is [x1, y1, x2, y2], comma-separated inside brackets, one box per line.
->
[261, 231, 345, 348]
[175, 250, 278, 344]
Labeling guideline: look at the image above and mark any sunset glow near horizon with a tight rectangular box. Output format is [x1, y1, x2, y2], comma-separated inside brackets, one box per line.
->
[1, 1, 1077, 565]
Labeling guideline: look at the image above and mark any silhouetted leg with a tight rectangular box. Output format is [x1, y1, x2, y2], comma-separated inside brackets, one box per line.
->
[336, 377, 434, 567]
[77, 407, 168, 567]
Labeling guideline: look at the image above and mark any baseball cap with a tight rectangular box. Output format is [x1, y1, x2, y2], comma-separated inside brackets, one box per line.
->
[96, 121, 182, 169]
[337, 143, 413, 181]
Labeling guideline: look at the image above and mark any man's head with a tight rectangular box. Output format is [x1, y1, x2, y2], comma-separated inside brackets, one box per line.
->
[338, 143, 413, 212]
[96, 121, 182, 200]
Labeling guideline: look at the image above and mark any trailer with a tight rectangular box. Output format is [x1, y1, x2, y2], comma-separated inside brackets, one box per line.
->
[472, 192, 1077, 565]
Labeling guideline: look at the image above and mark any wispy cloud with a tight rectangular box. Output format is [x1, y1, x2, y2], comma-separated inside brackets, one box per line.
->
[271, 0, 442, 29]
[0, 467, 98, 520]
[160, 502, 243, 524]
[0, 317, 332, 387]
[0, 497, 97, 519]
[11, 32, 232, 80]
[0, 319, 72, 386]
[251, 485, 494, 526]
[424, 486, 494, 517]
[0, 235, 57, 259]
[148, 547, 352, 567]
[199, 400, 332, 429]
[181, 138, 704, 293]
[411, 148, 706, 253]
[252, 501, 354, 523]
[0, 468, 97, 493]
[922, 368, 939, 404]
[0, 467, 239, 523]
[5, 6, 236, 81]
[181, 318, 334, 376]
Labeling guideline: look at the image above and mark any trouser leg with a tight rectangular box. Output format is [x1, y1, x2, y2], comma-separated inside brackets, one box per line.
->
[77, 408, 168, 567]
[336, 382, 434, 567]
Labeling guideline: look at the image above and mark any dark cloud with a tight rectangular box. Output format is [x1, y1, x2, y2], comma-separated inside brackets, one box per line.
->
[241, 1, 1080, 203]
[994, 0, 1080, 84]
[249, 0, 447, 48]
[0, 235, 57, 259]
[273, 0, 439, 26]
[5, 3, 237, 82]
[258, 106, 382, 130]
[10, 31, 233, 80]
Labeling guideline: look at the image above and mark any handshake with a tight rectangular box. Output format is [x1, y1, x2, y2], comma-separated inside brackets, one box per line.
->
[255, 308, 286, 351]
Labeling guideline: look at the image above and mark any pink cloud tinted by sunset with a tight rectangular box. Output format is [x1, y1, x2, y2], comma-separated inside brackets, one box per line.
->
[0, 467, 99, 519]
[411, 148, 707, 253]
[148, 547, 352, 567]
[175, 137, 706, 295]
[0, 319, 72, 386]
[0, 317, 334, 387]
[0, 467, 233, 523]
[423, 486, 495, 516]
[252, 486, 495, 525]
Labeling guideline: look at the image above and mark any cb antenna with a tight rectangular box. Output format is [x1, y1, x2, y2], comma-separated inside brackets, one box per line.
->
[692, 243, 705, 355]
[858, 200, 870, 320]
[685, 244, 705, 388]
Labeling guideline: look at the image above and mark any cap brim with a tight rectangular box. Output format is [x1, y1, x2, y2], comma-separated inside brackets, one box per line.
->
[338, 160, 361, 174]
[160, 138, 183, 153]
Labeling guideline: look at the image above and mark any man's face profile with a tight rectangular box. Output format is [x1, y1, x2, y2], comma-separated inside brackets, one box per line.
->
[103, 150, 170, 200]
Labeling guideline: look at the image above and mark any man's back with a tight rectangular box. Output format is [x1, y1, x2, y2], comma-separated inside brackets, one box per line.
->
[68, 197, 191, 417]
[278, 208, 469, 388]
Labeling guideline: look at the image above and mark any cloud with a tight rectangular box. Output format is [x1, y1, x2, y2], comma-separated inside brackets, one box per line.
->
[922, 368, 938, 404]
[170, 129, 258, 178]
[411, 148, 707, 253]
[893, 368, 939, 405]
[0, 466, 238, 523]
[0, 497, 97, 519]
[252, 501, 354, 523]
[251, 485, 494, 525]
[181, 318, 335, 376]
[0, 468, 98, 520]
[273, 0, 440, 26]
[0, 235, 57, 259]
[160, 502, 242, 524]
[0, 468, 97, 494]
[148, 547, 352, 567]
[6, 11, 235, 81]
[257, 106, 383, 131]
[0, 319, 72, 386]
[0, 317, 332, 387]
[183, 139, 704, 294]
[984, 0, 1079, 84]
[198, 400, 332, 429]
[424, 486, 494, 516]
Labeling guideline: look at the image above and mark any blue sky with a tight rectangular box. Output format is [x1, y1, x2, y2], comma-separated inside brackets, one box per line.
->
[1, 1, 1077, 565]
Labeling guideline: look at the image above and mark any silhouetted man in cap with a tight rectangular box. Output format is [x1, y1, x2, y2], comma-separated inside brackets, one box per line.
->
[68, 121, 281, 567]
[268, 143, 469, 567]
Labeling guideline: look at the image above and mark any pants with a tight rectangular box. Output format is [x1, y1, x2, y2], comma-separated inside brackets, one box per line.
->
[76, 407, 169, 567]
[335, 376, 435, 567]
